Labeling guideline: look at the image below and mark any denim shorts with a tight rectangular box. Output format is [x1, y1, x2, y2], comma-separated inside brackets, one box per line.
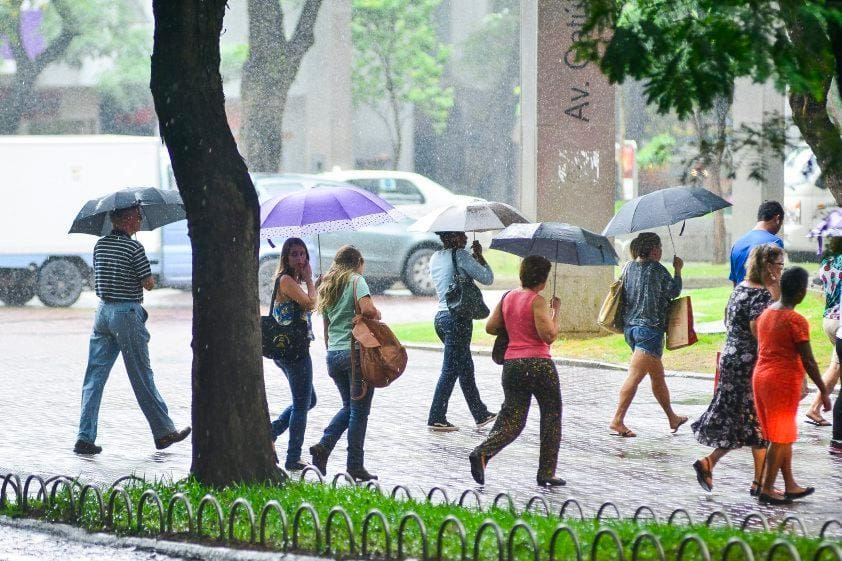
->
[624, 326, 665, 358]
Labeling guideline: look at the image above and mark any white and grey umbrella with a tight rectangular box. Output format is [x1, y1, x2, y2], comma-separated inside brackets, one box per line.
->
[407, 201, 529, 234]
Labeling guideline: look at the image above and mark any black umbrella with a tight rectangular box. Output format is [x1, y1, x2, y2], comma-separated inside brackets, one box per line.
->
[601, 186, 731, 251]
[69, 187, 186, 236]
[491, 222, 618, 296]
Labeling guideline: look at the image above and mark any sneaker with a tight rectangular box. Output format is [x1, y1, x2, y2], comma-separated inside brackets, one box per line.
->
[428, 421, 459, 432]
[830, 441, 842, 456]
[73, 439, 102, 455]
[154, 427, 191, 450]
[476, 412, 497, 428]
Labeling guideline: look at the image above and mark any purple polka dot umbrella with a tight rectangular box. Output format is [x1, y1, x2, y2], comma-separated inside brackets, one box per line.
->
[259, 185, 404, 239]
[259, 185, 405, 268]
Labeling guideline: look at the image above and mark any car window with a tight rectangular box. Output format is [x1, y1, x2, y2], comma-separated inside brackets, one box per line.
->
[347, 178, 425, 206]
[255, 181, 304, 200]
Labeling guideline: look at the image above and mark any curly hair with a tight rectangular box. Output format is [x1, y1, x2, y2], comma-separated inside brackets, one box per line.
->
[745, 243, 784, 284]
[630, 232, 661, 259]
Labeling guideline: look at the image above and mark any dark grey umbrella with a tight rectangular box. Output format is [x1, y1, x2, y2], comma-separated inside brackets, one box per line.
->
[490, 222, 618, 296]
[601, 186, 731, 250]
[69, 187, 186, 236]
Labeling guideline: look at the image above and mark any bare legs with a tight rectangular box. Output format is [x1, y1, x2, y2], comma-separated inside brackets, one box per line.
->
[807, 361, 839, 423]
[610, 350, 686, 435]
[760, 442, 809, 499]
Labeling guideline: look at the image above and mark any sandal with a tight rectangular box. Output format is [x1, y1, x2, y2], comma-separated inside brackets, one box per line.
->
[610, 429, 637, 438]
[805, 415, 831, 427]
[749, 480, 760, 497]
[692, 458, 713, 492]
[671, 416, 689, 434]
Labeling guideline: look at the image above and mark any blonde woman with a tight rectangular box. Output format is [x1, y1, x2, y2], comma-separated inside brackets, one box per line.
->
[309, 245, 381, 481]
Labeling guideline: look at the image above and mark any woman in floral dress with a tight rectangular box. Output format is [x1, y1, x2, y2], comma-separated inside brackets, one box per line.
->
[691, 243, 783, 495]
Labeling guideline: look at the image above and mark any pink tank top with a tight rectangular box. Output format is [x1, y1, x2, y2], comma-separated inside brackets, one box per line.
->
[502, 289, 551, 360]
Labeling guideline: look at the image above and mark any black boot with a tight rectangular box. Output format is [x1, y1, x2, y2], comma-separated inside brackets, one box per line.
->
[347, 467, 378, 481]
[309, 443, 330, 475]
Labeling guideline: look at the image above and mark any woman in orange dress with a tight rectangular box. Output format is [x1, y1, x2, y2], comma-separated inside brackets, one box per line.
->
[753, 267, 833, 505]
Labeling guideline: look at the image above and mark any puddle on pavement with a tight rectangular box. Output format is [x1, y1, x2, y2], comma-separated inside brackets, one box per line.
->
[0, 524, 188, 561]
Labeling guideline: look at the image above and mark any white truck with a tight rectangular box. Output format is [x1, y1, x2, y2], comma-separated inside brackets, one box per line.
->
[0, 135, 169, 306]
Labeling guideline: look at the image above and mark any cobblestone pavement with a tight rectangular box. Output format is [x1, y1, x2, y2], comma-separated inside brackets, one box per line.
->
[1, 293, 840, 534]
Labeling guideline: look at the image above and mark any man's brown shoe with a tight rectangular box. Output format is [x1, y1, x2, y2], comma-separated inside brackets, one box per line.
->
[155, 427, 191, 450]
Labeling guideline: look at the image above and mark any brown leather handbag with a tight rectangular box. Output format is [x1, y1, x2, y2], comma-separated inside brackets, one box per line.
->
[350, 277, 408, 399]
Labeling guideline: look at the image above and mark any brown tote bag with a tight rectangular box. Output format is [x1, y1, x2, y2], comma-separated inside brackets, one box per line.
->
[350, 277, 408, 400]
[666, 295, 698, 350]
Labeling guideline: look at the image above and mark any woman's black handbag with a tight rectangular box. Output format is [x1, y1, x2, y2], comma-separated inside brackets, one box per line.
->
[445, 249, 490, 320]
[261, 276, 310, 361]
[491, 291, 511, 365]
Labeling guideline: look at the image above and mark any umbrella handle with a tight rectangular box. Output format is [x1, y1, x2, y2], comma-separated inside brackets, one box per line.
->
[667, 224, 677, 256]
[318, 235, 323, 276]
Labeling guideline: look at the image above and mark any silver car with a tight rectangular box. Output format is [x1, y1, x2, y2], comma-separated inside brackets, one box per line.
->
[254, 174, 442, 301]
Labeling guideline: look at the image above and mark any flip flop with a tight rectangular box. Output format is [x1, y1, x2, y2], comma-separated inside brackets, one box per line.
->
[610, 429, 637, 438]
[805, 416, 832, 427]
[671, 416, 689, 434]
[692, 459, 713, 492]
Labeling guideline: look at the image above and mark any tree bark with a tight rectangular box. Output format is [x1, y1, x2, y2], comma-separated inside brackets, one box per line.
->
[241, 0, 323, 172]
[150, 0, 283, 486]
[790, 11, 842, 204]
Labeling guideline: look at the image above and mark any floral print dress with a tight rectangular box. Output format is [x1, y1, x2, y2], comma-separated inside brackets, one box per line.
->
[691, 284, 771, 449]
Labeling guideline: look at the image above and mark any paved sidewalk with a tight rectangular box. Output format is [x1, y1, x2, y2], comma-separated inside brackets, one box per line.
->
[1, 300, 840, 534]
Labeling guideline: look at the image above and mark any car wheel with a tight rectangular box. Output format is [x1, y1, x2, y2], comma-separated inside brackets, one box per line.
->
[403, 247, 436, 296]
[37, 259, 84, 307]
[258, 257, 280, 305]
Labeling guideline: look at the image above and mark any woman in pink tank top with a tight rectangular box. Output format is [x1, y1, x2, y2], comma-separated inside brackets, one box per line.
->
[469, 255, 565, 487]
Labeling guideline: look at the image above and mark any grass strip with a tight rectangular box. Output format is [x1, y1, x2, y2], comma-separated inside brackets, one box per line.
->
[3, 475, 834, 561]
[393, 287, 833, 374]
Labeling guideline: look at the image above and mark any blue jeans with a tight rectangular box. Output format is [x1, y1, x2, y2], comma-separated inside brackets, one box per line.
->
[623, 325, 666, 358]
[318, 349, 374, 470]
[428, 310, 490, 424]
[271, 354, 317, 467]
[78, 302, 176, 444]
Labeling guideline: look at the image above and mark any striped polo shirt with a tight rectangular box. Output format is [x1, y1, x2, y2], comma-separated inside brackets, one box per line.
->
[93, 230, 152, 302]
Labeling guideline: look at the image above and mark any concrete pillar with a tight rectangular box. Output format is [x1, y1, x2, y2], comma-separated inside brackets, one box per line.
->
[730, 78, 786, 239]
[303, 0, 354, 172]
[519, 0, 615, 333]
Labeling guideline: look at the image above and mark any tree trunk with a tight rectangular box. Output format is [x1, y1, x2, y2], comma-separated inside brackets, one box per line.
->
[241, 0, 287, 172]
[241, 0, 323, 173]
[150, 0, 283, 486]
[787, 11, 842, 204]
[0, 73, 36, 134]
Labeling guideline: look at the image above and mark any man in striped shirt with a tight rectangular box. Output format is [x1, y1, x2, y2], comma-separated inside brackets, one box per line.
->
[74, 205, 190, 455]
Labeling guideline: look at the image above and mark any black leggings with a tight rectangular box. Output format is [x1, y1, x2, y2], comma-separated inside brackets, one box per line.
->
[833, 339, 842, 442]
[472, 358, 562, 479]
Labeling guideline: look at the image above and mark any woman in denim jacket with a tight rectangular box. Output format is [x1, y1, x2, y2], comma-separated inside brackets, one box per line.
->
[609, 232, 687, 438]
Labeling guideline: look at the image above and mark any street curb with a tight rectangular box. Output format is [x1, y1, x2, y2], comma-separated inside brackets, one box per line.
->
[0, 515, 325, 561]
[402, 343, 717, 381]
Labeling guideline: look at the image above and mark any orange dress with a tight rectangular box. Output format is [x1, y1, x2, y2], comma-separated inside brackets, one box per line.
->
[752, 308, 810, 444]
